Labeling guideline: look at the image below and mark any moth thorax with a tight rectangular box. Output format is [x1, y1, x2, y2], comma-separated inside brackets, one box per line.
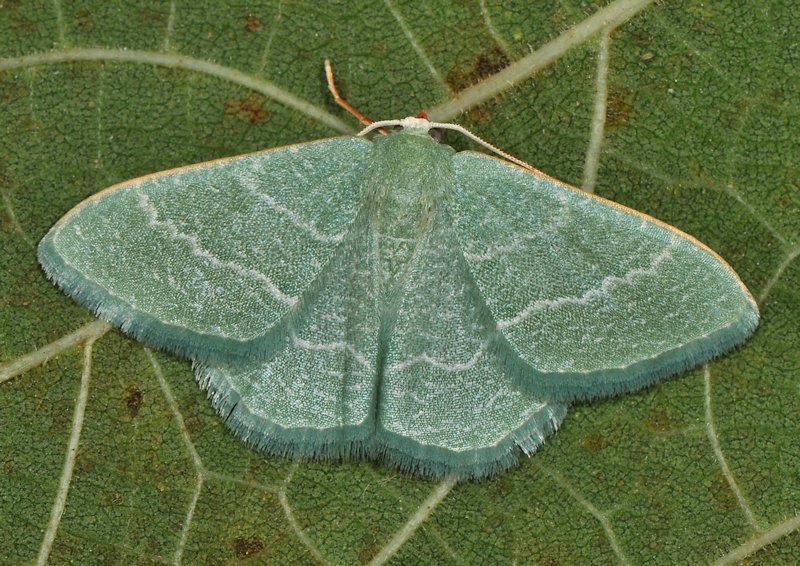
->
[364, 132, 455, 293]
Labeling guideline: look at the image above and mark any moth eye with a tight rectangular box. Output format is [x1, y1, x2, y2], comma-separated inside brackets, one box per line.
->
[428, 128, 443, 142]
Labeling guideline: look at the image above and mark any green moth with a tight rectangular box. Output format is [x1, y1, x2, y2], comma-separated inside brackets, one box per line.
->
[38, 116, 758, 480]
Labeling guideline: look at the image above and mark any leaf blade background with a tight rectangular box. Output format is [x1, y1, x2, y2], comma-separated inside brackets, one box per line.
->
[1, 1, 797, 564]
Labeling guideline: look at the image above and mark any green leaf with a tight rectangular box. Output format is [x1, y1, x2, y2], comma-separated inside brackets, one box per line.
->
[1, 0, 797, 563]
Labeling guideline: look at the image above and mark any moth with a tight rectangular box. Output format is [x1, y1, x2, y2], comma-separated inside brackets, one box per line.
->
[39, 85, 758, 480]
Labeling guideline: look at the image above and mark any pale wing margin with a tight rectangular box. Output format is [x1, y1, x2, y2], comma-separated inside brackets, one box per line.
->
[38, 136, 373, 366]
[450, 151, 759, 401]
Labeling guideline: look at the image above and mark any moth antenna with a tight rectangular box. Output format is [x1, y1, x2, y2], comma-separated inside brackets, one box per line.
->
[358, 119, 404, 136]
[324, 59, 387, 135]
[358, 114, 536, 171]
[428, 122, 536, 171]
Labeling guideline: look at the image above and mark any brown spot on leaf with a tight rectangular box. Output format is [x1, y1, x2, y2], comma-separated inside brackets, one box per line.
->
[107, 490, 125, 506]
[446, 47, 510, 92]
[0, 161, 12, 188]
[138, 7, 168, 28]
[232, 536, 265, 559]
[0, 74, 27, 103]
[583, 432, 607, 453]
[491, 473, 513, 498]
[630, 29, 653, 48]
[124, 386, 144, 417]
[75, 449, 97, 477]
[225, 94, 272, 124]
[466, 106, 492, 124]
[474, 48, 510, 78]
[645, 406, 675, 433]
[2, 454, 15, 476]
[359, 545, 377, 564]
[4, 1, 36, 36]
[245, 15, 262, 32]
[709, 472, 738, 511]
[606, 85, 634, 129]
[784, 168, 800, 192]
[75, 7, 92, 31]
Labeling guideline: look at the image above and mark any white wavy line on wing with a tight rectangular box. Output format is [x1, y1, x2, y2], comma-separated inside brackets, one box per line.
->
[389, 342, 487, 373]
[463, 191, 571, 262]
[498, 245, 673, 329]
[291, 332, 371, 368]
[238, 169, 345, 243]
[138, 192, 297, 306]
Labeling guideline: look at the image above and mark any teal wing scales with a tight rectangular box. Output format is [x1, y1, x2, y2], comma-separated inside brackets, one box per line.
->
[451, 151, 759, 401]
[196, 212, 380, 457]
[376, 210, 566, 480]
[38, 137, 373, 366]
